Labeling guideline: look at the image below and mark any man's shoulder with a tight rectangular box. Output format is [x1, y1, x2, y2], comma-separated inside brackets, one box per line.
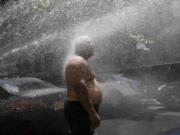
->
[66, 56, 88, 68]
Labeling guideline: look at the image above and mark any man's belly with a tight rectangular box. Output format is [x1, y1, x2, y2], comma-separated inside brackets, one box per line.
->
[88, 80, 102, 104]
[67, 81, 102, 104]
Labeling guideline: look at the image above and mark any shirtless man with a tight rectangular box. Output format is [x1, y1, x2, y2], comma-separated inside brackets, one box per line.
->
[64, 36, 102, 135]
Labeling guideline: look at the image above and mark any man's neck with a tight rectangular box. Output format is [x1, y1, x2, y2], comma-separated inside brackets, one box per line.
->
[75, 54, 90, 60]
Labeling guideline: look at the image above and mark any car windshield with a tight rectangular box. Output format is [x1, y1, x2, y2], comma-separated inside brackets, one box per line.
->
[16, 81, 56, 91]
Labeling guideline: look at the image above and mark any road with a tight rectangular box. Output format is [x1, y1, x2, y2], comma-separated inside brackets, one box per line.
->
[97, 111, 180, 135]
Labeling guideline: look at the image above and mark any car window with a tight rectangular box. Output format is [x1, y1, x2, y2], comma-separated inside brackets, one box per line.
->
[0, 86, 11, 99]
[1, 83, 19, 94]
[16, 81, 56, 91]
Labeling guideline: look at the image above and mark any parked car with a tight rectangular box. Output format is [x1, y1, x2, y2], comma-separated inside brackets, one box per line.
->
[0, 77, 68, 135]
[98, 74, 152, 120]
[0, 75, 152, 134]
[157, 81, 180, 110]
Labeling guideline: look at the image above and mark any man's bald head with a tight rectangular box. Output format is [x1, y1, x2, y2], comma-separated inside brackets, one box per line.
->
[73, 35, 95, 59]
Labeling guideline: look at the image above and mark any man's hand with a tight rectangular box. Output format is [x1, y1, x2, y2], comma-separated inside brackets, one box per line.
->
[89, 113, 101, 129]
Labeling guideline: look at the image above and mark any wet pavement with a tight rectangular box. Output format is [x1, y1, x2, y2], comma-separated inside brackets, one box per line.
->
[97, 110, 180, 135]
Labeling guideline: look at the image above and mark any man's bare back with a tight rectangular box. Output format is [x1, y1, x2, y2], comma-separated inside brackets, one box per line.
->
[65, 55, 102, 105]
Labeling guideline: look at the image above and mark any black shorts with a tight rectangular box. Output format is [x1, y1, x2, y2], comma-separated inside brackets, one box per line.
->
[64, 101, 99, 135]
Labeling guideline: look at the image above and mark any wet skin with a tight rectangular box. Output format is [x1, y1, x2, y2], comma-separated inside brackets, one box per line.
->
[65, 56, 102, 104]
[65, 55, 102, 128]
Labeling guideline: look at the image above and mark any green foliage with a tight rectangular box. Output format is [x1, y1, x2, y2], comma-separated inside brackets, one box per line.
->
[1, 0, 180, 85]
[0, 0, 121, 83]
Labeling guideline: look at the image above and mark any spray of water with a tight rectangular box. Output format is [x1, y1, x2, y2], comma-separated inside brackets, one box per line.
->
[1, 0, 180, 121]
[66, 0, 180, 121]
[0, 32, 58, 60]
[69, 0, 180, 73]
[1, 0, 180, 71]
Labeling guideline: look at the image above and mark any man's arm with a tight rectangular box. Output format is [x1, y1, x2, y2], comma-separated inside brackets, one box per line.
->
[75, 79, 96, 114]
[68, 61, 101, 129]
[75, 79, 101, 129]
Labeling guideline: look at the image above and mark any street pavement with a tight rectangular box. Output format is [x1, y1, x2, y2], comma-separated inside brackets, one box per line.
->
[97, 112, 180, 135]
